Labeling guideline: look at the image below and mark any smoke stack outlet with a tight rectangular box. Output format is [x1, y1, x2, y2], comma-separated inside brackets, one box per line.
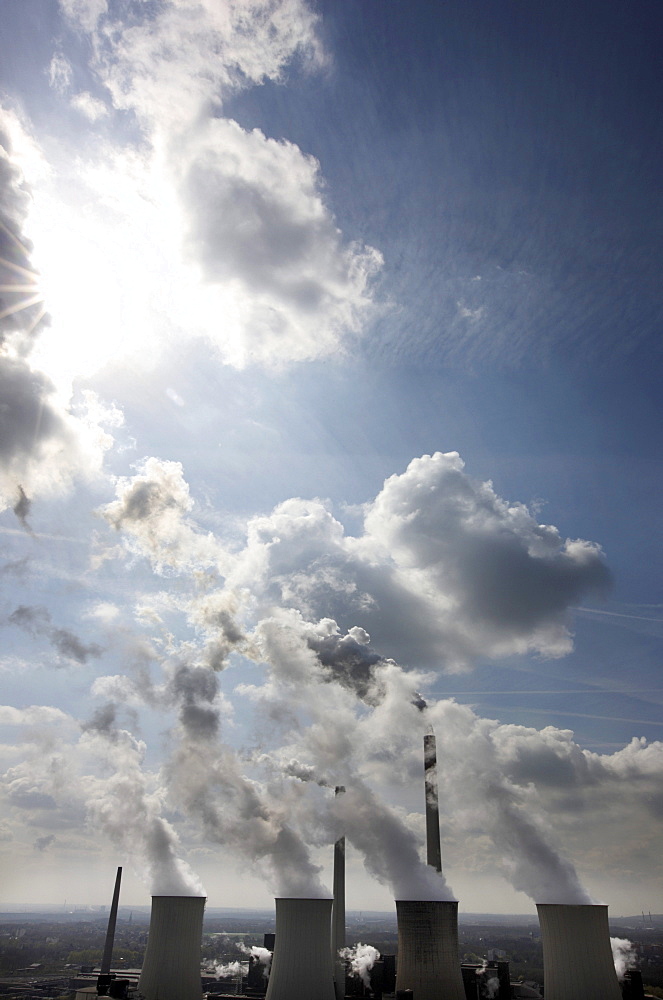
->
[265, 898, 336, 1000]
[395, 900, 465, 1000]
[536, 903, 622, 1000]
[138, 895, 206, 1000]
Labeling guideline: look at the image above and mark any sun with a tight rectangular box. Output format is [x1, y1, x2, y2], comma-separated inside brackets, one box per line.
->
[0, 218, 47, 339]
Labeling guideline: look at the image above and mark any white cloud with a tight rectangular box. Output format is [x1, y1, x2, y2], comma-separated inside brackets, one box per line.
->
[227, 452, 610, 668]
[70, 91, 109, 121]
[48, 54, 73, 94]
[59, 0, 108, 33]
[77, 0, 324, 131]
[0, 705, 74, 728]
[41, 0, 381, 371]
[177, 118, 382, 365]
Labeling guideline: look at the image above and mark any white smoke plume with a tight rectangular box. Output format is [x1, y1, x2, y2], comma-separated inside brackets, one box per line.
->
[80, 710, 205, 896]
[475, 961, 500, 999]
[214, 961, 243, 980]
[610, 937, 638, 979]
[248, 614, 457, 901]
[249, 610, 597, 904]
[237, 942, 272, 977]
[114, 646, 331, 899]
[82, 452, 659, 910]
[339, 943, 380, 988]
[332, 782, 455, 902]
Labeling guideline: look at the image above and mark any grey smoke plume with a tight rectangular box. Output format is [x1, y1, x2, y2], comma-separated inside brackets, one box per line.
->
[282, 758, 329, 786]
[251, 753, 330, 787]
[81, 703, 118, 740]
[491, 793, 594, 904]
[332, 782, 455, 902]
[80, 710, 204, 896]
[8, 605, 103, 664]
[433, 700, 596, 904]
[34, 833, 56, 852]
[153, 657, 331, 898]
[305, 621, 383, 700]
[13, 485, 32, 530]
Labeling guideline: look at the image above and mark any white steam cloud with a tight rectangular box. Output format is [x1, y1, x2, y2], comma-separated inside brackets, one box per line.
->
[5, 446, 652, 910]
[610, 937, 637, 980]
[340, 943, 380, 988]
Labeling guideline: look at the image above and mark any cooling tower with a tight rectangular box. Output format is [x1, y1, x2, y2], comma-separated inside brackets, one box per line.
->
[138, 895, 205, 1000]
[395, 900, 465, 1000]
[265, 898, 336, 1000]
[536, 903, 622, 1000]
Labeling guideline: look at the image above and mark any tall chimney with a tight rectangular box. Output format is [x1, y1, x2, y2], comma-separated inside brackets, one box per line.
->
[97, 867, 122, 996]
[395, 900, 465, 1000]
[138, 895, 205, 1000]
[332, 785, 346, 1000]
[424, 728, 442, 872]
[536, 903, 622, 1000]
[265, 898, 335, 1000]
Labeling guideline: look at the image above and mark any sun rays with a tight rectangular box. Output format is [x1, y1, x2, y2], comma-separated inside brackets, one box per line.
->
[0, 219, 47, 338]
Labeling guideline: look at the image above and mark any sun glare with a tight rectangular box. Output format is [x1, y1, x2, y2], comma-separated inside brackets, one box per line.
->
[0, 220, 47, 337]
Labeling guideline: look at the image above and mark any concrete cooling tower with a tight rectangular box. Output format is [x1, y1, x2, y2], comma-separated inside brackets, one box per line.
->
[265, 897, 336, 1000]
[138, 895, 205, 1000]
[536, 903, 622, 1000]
[395, 899, 465, 1000]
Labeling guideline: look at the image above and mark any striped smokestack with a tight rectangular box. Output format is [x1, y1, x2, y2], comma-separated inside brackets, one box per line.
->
[332, 786, 346, 1000]
[424, 726, 442, 872]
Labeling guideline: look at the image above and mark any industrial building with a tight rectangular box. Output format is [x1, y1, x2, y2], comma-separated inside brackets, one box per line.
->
[87, 733, 643, 1000]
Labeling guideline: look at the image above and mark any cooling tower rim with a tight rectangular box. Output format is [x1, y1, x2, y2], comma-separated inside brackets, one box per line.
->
[148, 893, 207, 900]
[394, 897, 459, 905]
[273, 895, 334, 901]
[536, 902, 608, 909]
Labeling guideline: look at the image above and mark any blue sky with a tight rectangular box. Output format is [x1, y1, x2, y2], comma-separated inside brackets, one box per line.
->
[0, 0, 661, 916]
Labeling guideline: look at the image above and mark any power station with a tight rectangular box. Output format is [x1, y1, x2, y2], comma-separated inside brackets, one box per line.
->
[90, 731, 639, 1000]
